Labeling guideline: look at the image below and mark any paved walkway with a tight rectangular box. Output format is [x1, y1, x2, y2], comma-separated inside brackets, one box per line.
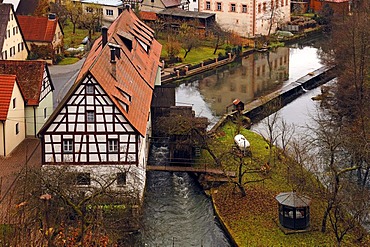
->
[0, 138, 41, 223]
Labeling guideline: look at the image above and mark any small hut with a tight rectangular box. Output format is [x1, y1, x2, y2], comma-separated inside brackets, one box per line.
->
[275, 192, 311, 230]
[232, 99, 244, 112]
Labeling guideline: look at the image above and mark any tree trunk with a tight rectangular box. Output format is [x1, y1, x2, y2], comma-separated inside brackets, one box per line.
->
[213, 35, 220, 55]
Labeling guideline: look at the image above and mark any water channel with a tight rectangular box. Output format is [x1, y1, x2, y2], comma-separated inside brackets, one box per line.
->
[139, 37, 327, 246]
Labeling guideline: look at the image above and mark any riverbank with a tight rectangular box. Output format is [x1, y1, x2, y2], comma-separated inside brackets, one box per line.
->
[202, 122, 369, 246]
[160, 27, 324, 85]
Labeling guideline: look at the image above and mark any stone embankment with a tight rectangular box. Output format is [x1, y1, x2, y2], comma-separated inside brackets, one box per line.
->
[161, 50, 255, 84]
[209, 65, 336, 133]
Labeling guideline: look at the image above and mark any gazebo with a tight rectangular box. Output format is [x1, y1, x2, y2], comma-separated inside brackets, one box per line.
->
[275, 192, 311, 230]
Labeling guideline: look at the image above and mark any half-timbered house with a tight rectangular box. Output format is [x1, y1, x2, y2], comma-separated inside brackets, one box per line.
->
[0, 60, 54, 137]
[38, 6, 162, 200]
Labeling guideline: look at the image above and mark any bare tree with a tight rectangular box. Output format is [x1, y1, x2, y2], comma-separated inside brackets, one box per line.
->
[178, 21, 202, 59]
[257, 100, 282, 166]
[65, 0, 83, 34]
[11, 165, 142, 246]
[78, 3, 103, 41]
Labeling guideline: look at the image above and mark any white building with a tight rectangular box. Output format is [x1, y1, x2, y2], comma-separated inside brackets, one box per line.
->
[38, 7, 162, 201]
[0, 75, 25, 156]
[79, 0, 124, 26]
[0, 3, 28, 60]
[0, 60, 54, 137]
[198, 0, 291, 37]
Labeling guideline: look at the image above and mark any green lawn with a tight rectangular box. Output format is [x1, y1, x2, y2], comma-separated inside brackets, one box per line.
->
[204, 121, 369, 246]
[62, 21, 101, 48]
[57, 57, 80, 65]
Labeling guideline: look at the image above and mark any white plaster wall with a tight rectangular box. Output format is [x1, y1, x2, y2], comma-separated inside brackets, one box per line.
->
[4, 82, 25, 156]
[188, 0, 199, 11]
[25, 91, 53, 137]
[199, 0, 290, 37]
[42, 163, 147, 200]
[1, 7, 28, 60]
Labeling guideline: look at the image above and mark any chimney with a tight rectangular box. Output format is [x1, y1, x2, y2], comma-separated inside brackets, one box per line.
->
[110, 47, 116, 63]
[102, 26, 108, 47]
[48, 13, 56, 20]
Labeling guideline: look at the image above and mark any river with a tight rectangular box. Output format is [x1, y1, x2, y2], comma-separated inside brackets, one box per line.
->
[139, 38, 326, 246]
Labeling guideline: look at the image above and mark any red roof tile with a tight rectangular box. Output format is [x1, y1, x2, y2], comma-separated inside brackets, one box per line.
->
[0, 74, 17, 121]
[74, 8, 162, 136]
[0, 60, 48, 106]
[140, 11, 158, 21]
[17, 15, 58, 42]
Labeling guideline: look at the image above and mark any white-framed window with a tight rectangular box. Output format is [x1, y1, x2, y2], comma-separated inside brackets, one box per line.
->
[206, 1, 210, 9]
[106, 9, 113, 16]
[76, 173, 91, 185]
[87, 110, 95, 122]
[86, 85, 94, 94]
[108, 139, 118, 152]
[116, 172, 127, 186]
[63, 139, 73, 153]
[217, 2, 222, 11]
[15, 123, 19, 135]
[231, 3, 236, 12]
[242, 4, 247, 13]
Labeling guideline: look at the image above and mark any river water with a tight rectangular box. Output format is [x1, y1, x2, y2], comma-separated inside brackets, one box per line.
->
[139, 38, 326, 246]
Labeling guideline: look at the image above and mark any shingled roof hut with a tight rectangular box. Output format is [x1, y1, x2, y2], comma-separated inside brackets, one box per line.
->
[275, 192, 311, 230]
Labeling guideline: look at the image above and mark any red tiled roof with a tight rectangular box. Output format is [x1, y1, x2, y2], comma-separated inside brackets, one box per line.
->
[0, 74, 17, 121]
[75, 8, 162, 136]
[17, 15, 58, 42]
[0, 60, 48, 106]
[139, 11, 158, 21]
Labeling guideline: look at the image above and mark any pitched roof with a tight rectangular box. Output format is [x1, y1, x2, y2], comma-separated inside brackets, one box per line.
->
[15, 0, 39, 15]
[0, 74, 17, 120]
[0, 60, 51, 106]
[161, 0, 181, 8]
[139, 11, 158, 21]
[48, 8, 162, 136]
[17, 15, 58, 42]
[0, 4, 12, 52]
[275, 192, 311, 207]
[1, 0, 20, 10]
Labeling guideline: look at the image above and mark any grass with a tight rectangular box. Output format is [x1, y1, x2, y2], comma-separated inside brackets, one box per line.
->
[203, 121, 369, 246]
[57, 57, 80, 65]
[62, 21, 101, 49]
[159, 38, 239, 66]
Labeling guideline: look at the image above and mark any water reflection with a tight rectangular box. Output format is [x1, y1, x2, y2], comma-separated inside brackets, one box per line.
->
[176, 46, 323, 124]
